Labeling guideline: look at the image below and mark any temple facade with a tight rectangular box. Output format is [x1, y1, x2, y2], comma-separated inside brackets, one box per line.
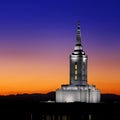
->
[56, 22, 101, 103]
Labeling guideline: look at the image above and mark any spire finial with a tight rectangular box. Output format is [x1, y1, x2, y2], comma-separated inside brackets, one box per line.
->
[76, 21, 81, 45]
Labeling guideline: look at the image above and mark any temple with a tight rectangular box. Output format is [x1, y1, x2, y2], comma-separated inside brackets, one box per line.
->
[56, 22, 101, 103]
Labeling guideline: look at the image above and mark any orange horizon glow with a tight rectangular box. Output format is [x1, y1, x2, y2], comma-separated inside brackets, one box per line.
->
[0, 46, 120, 96]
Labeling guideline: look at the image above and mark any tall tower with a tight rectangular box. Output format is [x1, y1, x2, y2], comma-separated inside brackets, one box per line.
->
[70, 22, 87, 86]
[56, 22, 101, 103]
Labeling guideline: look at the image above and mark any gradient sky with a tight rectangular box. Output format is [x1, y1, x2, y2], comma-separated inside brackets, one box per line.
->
[0, 0, 120, 95]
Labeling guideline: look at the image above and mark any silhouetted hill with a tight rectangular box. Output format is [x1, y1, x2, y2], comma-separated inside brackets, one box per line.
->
[0, 91, 55, 103]
[101, 94, 120, 103]
[0, 92, 120, 103]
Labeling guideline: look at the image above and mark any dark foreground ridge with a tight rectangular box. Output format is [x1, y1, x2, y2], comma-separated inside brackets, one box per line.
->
[0, 102, 120, 120]
[0, 92, 120, 120]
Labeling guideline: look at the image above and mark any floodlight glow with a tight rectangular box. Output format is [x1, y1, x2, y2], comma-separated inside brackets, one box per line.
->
[83, 57, 86, 62]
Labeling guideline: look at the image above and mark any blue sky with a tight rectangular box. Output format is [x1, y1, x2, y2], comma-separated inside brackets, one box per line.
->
[0, 0, 120, 94]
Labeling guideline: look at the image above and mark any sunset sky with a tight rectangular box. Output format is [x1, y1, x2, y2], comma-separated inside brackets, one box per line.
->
[0, 0, 120, 95]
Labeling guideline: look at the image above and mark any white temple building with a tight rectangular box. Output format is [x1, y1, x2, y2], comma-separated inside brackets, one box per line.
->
[56, 22, 101, 103]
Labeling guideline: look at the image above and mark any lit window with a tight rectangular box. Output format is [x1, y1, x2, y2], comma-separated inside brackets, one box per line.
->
[75, 70, 77, 74]
[75, 75, 77, 80]
[75, 64, 77, 69]
[74, 63, 78, 80]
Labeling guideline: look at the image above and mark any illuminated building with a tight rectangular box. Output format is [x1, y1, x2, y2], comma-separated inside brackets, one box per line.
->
[56, 22, 101, 103]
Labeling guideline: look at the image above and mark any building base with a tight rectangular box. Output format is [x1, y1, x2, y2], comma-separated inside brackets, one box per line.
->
[56, 85, 100, 103]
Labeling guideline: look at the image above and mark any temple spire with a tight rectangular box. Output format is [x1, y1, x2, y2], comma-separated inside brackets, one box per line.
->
[76, 21, 81, 45]
[73, 21, 83, 53]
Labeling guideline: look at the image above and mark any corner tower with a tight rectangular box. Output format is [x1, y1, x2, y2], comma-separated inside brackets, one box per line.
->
[70, 22, 87, 85]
